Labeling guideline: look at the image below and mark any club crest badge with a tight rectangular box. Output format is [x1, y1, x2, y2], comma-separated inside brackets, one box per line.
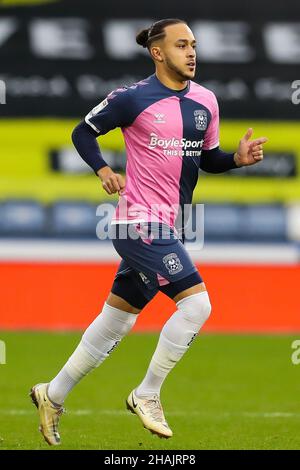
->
[163, 253, 183, 275]
[194, 109, 207, 131]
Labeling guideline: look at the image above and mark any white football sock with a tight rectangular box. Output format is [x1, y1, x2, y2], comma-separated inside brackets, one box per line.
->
[48, 302, 138, 404]
[136, 292, 211, 398]
[47, 345, 96, 405]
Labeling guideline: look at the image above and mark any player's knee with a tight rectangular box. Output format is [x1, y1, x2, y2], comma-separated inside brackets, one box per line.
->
[176, 291, 212, 327]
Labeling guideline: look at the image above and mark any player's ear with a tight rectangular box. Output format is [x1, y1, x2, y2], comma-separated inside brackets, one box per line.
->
[151, 46, 163, 62]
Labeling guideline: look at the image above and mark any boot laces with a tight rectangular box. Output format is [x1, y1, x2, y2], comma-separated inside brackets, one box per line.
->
[144, 395, 165, 422]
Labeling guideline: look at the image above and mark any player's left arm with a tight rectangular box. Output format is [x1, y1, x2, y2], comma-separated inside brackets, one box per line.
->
[200, 129, 268, 173]
[200, 92, 267, 173]
[233, 128, 268, 167]
[200, 147, 237, 173]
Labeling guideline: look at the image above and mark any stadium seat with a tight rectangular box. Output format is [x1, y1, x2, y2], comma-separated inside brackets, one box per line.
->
[0, 200, 46, 236]
[50, 201, 100, 237]
[202, 204, 242, 241]
[286, 204, 300, 241]
[240, 205, 287, 241]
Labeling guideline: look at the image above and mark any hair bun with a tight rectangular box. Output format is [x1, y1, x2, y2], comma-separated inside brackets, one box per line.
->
[136, 28, 149, 48]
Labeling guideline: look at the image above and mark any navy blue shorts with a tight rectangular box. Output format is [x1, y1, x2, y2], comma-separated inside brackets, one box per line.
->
[111, 223, 203, 309]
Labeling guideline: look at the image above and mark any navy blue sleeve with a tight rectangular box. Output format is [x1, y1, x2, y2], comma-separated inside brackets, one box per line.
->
[71, 121, 108, 174]
[84, 87, 134, 134]
[72, 87, 135, 174]
[200, 146, 238, 173]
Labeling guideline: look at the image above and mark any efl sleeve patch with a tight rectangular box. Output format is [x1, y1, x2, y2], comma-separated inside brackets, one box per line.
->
[84, 88, 133, 135]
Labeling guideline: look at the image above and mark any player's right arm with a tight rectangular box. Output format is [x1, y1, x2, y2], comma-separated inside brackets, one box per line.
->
[72, 88, 133, 194]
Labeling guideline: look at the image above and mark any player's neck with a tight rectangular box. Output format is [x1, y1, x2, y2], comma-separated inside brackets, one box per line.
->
[155, 70, 188, 92]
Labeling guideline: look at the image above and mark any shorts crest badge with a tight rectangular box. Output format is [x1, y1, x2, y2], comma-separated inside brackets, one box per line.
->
[163, 253, 183, 275]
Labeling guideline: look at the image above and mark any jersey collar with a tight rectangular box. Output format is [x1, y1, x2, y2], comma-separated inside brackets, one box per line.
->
[152, 73, 190, 96]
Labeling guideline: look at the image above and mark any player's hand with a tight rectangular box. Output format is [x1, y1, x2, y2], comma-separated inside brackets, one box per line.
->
[97, 166, 126, 195]
[234, 128, 268, 167]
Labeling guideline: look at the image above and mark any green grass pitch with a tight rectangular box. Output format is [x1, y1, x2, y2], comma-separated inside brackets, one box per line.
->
[0, 332, 299, 450]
